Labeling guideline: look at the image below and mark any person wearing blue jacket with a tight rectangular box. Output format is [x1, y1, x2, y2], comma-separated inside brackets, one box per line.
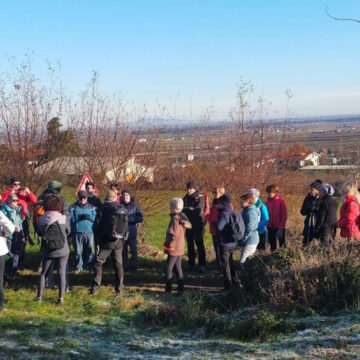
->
[248, 188, 269, 250]
[121, 189, 143, 271]
[239, 194, 260, 264]
[69, 190, 96, 273]
[1, 193, 24, 280]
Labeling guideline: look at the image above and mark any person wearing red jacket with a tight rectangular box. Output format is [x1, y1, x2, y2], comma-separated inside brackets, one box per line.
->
[265, 184, 287, 251]
[337, 182, 360, 241]
[1, 177, 37, 247]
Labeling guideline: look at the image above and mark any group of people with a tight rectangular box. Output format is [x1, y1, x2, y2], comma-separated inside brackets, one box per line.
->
[164, 180, 360, 292]
[0, 176, 359, 308]
[0, 178, 143, 308]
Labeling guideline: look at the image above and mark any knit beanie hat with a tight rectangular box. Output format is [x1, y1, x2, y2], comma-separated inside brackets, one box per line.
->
[10, 177, 20, 185]
[186, 181, 197, 190]
[310, 181, 322, 192]
[218, 194, 232, 207]
[322, 183, 335, 196]
[47, 180, 62, 192]
[78, 190, 88, 198]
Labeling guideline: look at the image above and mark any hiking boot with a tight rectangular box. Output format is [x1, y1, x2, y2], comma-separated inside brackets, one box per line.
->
[177, 279, 184, 293]
[115, 287, 123, 297]
[165, 280, 172, 293]
[56, 298, 64, 305]
[89, 287, 99, 296]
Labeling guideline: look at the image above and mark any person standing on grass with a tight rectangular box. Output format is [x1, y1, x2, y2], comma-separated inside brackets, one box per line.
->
[85, 181, 102, 251]
[164, 198, 192, 293]
[121, 189, 143, 272]
[91, 190, 128, 296]
[183, 181, 206, 272]
[300, 181, 322, 247]
[0, 211, 15, 311]
[206, 186, 227, 274]
[69, 191, 96, 273]
[216, 194, 239, 291]
[314, 183, 338, 245]
[265, 184, 287, 251]
[1, 193, 25, 281]
[337, 182, 360, 241]
[247, 188, 269, 251]
[36, 194, 70, 305]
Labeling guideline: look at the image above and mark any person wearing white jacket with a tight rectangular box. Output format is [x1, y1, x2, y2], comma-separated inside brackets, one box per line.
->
[0, 210, 15, 311]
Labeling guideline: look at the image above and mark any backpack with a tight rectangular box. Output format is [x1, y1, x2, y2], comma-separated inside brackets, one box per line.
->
[108, 206, 128, 242]
[228, 211, 246, 244]
[33, 201, 45, 236]
[43, 221, 65, 251]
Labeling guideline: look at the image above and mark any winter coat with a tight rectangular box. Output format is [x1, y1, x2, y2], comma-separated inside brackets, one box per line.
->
[265, 194, 287, 230]
[207, 201, 233, 235]
[315, 195, 338, 240]
[183, 192, 205, 229]
[254, 198, 269, 234]
[87, 193, 102, 210]
[69, 201, 96, 234]
[1, 203, 23, 241]
[216, 204, 233, 243]
[38, 211, 70, 258]
[1, 188, 37, 218]
[242, 205, 260, 246]
[122, 200, 143, 239]
[300, 194, 320, 237]
[337, 195, 360, 240]
[0, 211, 15, 256]
[165, 212, 192, 256]
[98, 201, 128, 250]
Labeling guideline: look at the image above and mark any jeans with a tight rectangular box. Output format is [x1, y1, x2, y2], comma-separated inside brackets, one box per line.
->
[74, 233, 95, 271]
[0, 255, 5, 310]
[212, 234, 222, 271]
[239, 244, 258, 263]
[268, 228, 286, 251]
[257, 228, 268, 250]
[220, 243, 237, 288]
[123, 236, 138, 269]
[186, 227, 206, 266]
[38, 254, 69, 300]
[93, 244, 124, 291]
[166, 255, 183, 281]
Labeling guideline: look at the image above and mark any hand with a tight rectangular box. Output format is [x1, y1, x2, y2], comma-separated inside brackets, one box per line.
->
[15, 226, 21, 233]
[24, 187, 31, 195]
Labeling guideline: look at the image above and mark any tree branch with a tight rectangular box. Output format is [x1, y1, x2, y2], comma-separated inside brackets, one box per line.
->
[326, 5, 360, 23]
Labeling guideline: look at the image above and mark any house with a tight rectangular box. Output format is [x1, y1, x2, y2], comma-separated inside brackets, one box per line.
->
[278, 151, 321, 171]
[34, 156, 154, 184]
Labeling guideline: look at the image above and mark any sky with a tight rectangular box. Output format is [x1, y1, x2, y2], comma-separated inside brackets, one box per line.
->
[1, 0, 360, 121]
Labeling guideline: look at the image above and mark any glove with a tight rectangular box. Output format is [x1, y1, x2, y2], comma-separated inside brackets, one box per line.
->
[276, 229, 284, 239]
[78, 214, 91, 221]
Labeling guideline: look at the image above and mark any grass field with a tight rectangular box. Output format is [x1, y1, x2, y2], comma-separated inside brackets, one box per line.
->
[0, 189, 357, 358]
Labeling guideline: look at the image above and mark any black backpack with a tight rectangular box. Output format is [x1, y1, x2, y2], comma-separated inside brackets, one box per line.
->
[43, 221, 65, 251]
[228, 211, 246, 244]
[108, 206, 128, 242]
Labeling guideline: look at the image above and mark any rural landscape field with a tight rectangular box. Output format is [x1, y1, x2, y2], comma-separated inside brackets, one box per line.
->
[1, 1, 360, 359]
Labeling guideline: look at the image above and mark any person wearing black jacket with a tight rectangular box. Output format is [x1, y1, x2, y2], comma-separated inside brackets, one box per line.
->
[300, 181, 321, 247]
[90, 189, 127, 296]
[216, 194, 237, 291]
[182, 181, 206, 272]
[315, 184, 338, 245]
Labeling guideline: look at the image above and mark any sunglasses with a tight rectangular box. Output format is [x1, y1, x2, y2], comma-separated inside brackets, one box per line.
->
[80, 196, 87, 200]
[12, 199, 18, 203]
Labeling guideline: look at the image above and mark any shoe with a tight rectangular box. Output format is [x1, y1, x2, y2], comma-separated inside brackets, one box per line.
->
[89, 287, 99, 296]
[165, 280, 172, 293]
[177, 279, 184, 293]
[36, 297, 42, 303]
[56, 298, 64, 305]
[115, 287, 123, 296]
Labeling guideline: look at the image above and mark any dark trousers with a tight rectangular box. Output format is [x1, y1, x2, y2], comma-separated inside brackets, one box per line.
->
[212, 234, 222, 271]
[186, 227, 206, 266]
[5, 232, 25, 279]
[93, 245, 124, 291]
[268, 228, 286, 252]
[38, 254, 69, 300]
[166, 255, 183, 281]
[122, 236, 138, 269]
[0, 255, 5, 310]
[257, 229, 268, 251]
[220, 245, 236, 288]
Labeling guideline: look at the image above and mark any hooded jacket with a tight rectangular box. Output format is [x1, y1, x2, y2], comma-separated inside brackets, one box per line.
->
[337, 195, 360, 240]
[265, 194, 287, 229]
[254, 198, 269, 234]
[165, 212, 192, 256]
[1, 203, 23, 241]
[183, 192, 205, 229]
[1, 188, 37, 218]
[38, 211, 70, 258]
[315, 194, 338, 238]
